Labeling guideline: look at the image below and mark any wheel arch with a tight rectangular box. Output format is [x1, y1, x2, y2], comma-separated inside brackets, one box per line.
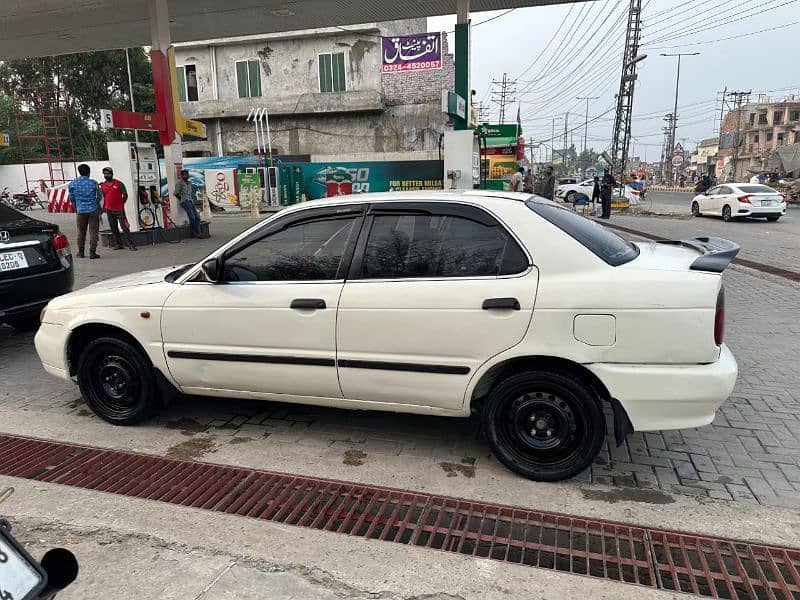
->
[66, 322, 149, 377]
[468, 354, 633, 443]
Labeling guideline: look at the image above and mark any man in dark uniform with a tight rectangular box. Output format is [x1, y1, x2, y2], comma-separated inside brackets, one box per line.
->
[591, 175, 601, 214]
[600, 168, 616, 219]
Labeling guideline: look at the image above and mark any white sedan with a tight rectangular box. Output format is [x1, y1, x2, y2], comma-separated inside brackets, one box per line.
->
[556, 179, 642, 205]
[692, 183, 787, 222]
[35, 191, 738, 481]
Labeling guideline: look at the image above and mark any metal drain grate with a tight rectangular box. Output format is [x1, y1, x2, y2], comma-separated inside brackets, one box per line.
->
[1, 433, 798, 598]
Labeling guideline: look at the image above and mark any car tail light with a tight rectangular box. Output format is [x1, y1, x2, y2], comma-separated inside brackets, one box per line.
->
[714, 286, 725, 346]
[52, 232, 71, 258]
[737, 194, 752, 204]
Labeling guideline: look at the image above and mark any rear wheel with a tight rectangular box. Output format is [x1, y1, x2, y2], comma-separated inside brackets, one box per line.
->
[77, 336, 158, 425]
[691, 201, 700, 216]
[722, 205, 732, 222]
[766, 215, 780, 222]
[483, 371, 606, 481]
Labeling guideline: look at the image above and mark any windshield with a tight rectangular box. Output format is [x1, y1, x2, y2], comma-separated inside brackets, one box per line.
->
[525, 200, 639, 266]
[738, 185, 778, 194]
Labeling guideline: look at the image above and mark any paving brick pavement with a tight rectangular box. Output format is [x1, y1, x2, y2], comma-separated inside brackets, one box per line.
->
[2, 210, 800, 507]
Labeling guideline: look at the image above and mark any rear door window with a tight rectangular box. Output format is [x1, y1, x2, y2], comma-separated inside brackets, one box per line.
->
[525, 200, 638, 266]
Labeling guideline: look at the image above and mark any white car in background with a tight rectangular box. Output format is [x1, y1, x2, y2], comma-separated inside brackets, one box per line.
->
[556, 179, 642, 205]
[691, 183, 787, 222]
[35, 191, 738, 482]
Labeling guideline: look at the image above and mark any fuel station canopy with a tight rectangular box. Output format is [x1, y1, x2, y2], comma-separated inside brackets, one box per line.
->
[1, 0, 583, 59]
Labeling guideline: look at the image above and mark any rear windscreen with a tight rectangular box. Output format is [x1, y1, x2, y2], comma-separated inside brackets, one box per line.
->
[738, 185, 778, 194]
[526, 200, 639, 266]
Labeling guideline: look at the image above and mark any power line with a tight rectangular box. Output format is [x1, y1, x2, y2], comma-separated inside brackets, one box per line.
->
[644, 18, 800, 48]
[513, 3, 578, 81]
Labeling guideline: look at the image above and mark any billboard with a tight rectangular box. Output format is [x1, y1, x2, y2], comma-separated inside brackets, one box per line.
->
[382, 32, 442, 73]
[278, 161, 443, 205]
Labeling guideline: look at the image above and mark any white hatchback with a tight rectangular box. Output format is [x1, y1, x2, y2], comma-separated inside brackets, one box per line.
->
[35, 191, 738, 481]
[692, 183, 787, 222]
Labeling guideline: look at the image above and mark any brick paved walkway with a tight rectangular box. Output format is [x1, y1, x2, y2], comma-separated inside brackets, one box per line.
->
[2, 211, 799, 507]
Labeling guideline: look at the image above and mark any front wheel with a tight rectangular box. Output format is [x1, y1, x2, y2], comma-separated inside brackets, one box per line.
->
[565, 191, 576, 203]
[722, 205, 732, 222]
[766, 215, 780, 222]
[77, 336, 158, 425]
[691, 201, 700, 217]
[483, 371, 606, 481]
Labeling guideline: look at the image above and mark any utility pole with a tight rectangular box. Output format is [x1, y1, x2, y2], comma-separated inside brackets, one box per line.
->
[727, 90, 751, 182]
[490, 73, 517, 124]
[476, 102, 491, 123]
[660, 52, 699, 184]
[563, 112, 569, 173]
[551, 117, 555, 163]
[714, 86, 728, 133]
[610, 0, 645, 190]
[660, 113, 675, 183]
[577, 96, 599, 154]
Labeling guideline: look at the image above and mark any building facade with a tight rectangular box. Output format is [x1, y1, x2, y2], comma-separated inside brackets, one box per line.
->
[173, 19, 454, 161]
[717, 95, 800, 180]
[688, 137, 719, 179]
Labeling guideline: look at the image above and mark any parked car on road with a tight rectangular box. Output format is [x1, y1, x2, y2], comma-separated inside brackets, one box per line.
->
[35, 191, 738, 481]
[691, 183, 787, 222]
[1, 203, 74, 330]
[556, 179, 642, 205]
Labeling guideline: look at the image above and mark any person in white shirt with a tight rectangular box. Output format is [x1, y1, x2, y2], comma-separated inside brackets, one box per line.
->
[510, 167, 524, 192]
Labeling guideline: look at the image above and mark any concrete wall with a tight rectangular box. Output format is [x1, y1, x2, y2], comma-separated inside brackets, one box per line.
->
[175, 19, 453, 162]
[0, 161, 107, 193]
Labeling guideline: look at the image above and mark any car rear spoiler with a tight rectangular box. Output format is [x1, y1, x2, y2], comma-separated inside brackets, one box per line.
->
[657, 237, 740, 273]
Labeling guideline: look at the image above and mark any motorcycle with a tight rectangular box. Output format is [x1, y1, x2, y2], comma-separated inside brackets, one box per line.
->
[12, 189, 47, 211]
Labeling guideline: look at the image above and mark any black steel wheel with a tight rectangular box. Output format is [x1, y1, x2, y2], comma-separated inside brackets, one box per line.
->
[77, 336, 157, 425]
[483, 371, 605, 481]
[691, 201, 700, 217]
[722, 205, 732, 222]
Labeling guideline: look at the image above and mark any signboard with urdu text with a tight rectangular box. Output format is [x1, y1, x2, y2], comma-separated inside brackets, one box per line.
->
[382, 32, 442, 72]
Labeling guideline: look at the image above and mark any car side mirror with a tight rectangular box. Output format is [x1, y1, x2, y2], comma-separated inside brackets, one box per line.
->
[201, 257, 221, 282]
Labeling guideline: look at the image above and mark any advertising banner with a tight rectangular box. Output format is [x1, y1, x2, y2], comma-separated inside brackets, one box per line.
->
[382, 32, 442, 73]
[204, 169, 239, 210]
[236, 172, 264, 209]
[282, 161, 443, 204]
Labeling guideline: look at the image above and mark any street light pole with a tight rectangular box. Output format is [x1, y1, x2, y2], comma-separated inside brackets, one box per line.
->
[661, 52, 699, 185]
[576, 96, 599, 155]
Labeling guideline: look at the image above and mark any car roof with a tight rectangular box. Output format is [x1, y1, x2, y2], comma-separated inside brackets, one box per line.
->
[279, 189, 557, 213]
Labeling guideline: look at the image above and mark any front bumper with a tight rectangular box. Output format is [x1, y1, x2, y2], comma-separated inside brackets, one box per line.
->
[34, 322, 71, 381]
[587, 343, 738, 431]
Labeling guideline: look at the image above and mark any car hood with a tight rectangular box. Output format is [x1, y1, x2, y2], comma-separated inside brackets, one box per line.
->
[83, 265, 187, 291]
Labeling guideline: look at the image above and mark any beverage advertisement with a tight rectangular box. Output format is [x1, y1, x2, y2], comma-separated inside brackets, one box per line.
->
[204, 169, 239, 210]
[236, 172, 265, 209]
[278, 161, 444, 205]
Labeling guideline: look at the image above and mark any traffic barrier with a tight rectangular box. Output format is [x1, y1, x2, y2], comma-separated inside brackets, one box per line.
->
[46, 186, 73, 213]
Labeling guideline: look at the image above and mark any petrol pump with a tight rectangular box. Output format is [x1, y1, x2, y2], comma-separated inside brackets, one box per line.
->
[106, 141, 163, 232]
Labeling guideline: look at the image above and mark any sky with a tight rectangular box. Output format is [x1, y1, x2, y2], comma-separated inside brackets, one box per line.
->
[428, 0, 800, 161]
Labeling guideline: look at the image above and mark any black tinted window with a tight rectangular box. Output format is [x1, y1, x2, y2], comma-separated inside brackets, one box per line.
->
[224, 217, 356, 281]
[738, 185, 776, 194]
[361, 214, 527, 279]
[526, 200, 638, 266]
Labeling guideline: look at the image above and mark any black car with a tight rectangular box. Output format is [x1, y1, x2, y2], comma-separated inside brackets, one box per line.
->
[0, 203, 74, 330]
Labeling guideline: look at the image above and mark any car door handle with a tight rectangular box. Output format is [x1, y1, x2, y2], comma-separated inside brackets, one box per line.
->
[482, 297, 520, 310]
[290, 298, 326, 310]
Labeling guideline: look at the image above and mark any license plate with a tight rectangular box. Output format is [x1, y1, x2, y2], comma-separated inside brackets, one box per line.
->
[0, 251, 28, 272]
[761, 200, 771, 206]
[0, 530, 46, 600]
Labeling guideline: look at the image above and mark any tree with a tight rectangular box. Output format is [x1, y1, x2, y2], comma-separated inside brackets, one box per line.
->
[0, 48, 156, 163]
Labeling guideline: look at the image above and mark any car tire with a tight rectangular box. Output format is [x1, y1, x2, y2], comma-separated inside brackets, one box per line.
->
[766, 215, 780, 222]
[77, 336, 158, 425]
[483, 370, 606, 482]
[6, 316, 40, 332]
[722, 205, 732, 222]
[691, 201, 701, 217]
[565, 191, 576, 203]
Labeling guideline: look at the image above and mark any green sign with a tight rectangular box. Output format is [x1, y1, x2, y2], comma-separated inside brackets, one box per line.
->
[442, 91, 466, 120]
[475, 124, 520, 137]
[236, 171, 263, 209]
[236, 172, 261, 189]
[279, 161, 444, 205]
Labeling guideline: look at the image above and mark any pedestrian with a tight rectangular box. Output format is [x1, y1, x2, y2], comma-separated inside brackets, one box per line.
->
[174, 169, 201, 238]
[99, 167, 137, 252]
[600, 167, 616, 219]
[67, 163, 102, 259]
[523, 168, 534, 193]
[510, 166, 524, 192]
[591, 175, 601, 214]
[541, 165, 555, 200]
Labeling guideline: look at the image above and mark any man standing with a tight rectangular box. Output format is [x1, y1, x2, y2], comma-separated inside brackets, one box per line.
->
[591, 175, 601, 215]
[510, 166, 524, 192]
[174, 169, 201, 238]
[100, 167, 137, 251]
[600, 168, 616, 219]
[540, 165, 555, 200]
[67, 164, 102, 259]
